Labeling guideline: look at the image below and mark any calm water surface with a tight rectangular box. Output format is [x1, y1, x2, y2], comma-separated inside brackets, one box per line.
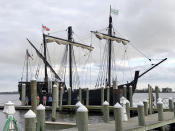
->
[0, 93, 174, 130]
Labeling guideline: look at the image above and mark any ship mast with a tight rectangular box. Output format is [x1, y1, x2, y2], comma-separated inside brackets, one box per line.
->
[107, 7, 113, 87]
[68, 26, 73, 92]
[43, 33, 48, 83]
[26, 49, 29, 82]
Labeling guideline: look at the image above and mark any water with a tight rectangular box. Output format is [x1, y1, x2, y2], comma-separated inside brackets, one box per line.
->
[0, 93, 175, 130]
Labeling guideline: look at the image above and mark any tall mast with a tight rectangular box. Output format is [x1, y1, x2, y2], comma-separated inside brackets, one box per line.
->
[68, 26, 73, 91]
[43, 33, 48, 83]
[26, 49, 29, 82]
[107, 7, 113, 87]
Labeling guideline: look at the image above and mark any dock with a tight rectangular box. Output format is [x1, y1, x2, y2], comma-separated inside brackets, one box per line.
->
[61, 111, 175, 131]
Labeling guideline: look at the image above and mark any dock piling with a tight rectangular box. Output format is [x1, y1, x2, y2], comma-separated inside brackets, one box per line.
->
[21, 84, 26, 106]
[31, 78, 37, 114]
[114, 103, 122, 131]
[101, 87, 104, 105]
[76, 105, 88, 131]
[37, 104, 45, 131]
[59, 87, 63, 111]
[148, 84, 153, 114]
[137, 102, 145, 126]
[129, 85, 133, 107]
[68, 88, 71, 105]
[86, 88, 89, 107]
[143, 100, 148, 116]
[173, 100, 175, 117]
[169, 97, 173, 112]
[24, 110, 36, 131]
[107, 87, 110, 104]
[123, 85, 127, 98]
[102, 101, 109, 123]
[155, 86, 159, 106]
[126, 101, 130, 119]
[79, 88, 82, 103]
[157, 101, 163, 121]
[52, 84, 58, 121]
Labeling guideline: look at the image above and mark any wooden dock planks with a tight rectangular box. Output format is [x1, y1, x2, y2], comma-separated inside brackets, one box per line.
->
[61, 112, 175, 131]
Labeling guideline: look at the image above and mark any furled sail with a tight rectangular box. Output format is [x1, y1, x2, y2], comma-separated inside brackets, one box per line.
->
[45, 35, 94, 51]
[91, 31, 130, 45]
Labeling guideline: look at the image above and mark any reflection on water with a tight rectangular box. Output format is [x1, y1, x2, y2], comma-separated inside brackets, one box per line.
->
[0, 93, 175, 130]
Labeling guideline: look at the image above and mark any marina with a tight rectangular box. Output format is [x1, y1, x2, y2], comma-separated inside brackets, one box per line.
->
[0, 0, 175, 131]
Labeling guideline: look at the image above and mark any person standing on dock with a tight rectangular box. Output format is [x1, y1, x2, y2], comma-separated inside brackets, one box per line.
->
[36, 96, 40, 105]
[43, 95, 47, 106]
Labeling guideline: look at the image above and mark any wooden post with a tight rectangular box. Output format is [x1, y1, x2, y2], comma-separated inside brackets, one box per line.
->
[137, 102, 145, 126]
[169, 97, 173, 112]
[126, 101, 130, 119]
[31, 78, 37, 114]
[113, 81, 118, 89]
[76, 105, 88, 131]
[148, 84, 153, 114]
[107, 87, 110, 103]
[37, 104, 45, 131]
[24, 110, 36, 131]
[173, 101, 175, 117]
[59, 87, 63, 111]
[79, 88, 82, 103]
[123, 85, 127, 98]
[157, 101, 163, 121]
[86, 88, 89, 107]
[129, 85, 133, 107]
[101, 87, 104, 105]
[114, 103, 122, 131]
[52, 84, 58, 121]
[155, 86, 159, 106]
[103, 101, 109, 123]
[143, 100, 148, 116]
[68, 88, 71, 105]
[21, 83, 26, 106]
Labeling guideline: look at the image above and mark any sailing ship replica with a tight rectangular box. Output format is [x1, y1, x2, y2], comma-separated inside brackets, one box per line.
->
[18, 9, 167, 105]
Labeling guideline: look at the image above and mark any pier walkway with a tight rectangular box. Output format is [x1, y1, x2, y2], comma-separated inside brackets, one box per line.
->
[61, 112, 175, 131]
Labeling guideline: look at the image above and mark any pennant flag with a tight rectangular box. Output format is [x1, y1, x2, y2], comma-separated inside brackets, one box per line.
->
[111, 8, 119, 15]
[42, 25, 50, 31]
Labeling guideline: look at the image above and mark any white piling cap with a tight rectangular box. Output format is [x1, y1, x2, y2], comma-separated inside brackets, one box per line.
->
[169, 97, 172, 100]
[22, 83, 26, 86]
[120, 96, 127, 104]
[157, 101, 163, 104]
[137, 101, 144, 106]
[3, 101, 15, 115]
[75, 101, 82, 107]
[114, 103, 122, 108]
[53, 84, 57, 88]
[37, 104, 45, 110]
[5, 101, 14, 106]
[123, 85, 127, 88]
[24, 110, 36, 118]
[143, 99, 148, 103]
[129, 85, 132, 88]
[157, 98, 162, 101]
[77, 105, 88, 112]
[103, 101, 109, 106]
[31, 77, 36, 81]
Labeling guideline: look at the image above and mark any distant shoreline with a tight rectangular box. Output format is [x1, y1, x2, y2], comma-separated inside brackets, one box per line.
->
[0, 91, 19, 94]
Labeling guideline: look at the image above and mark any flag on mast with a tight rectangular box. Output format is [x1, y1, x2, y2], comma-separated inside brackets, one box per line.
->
[42, 25, 50, 31]
[111, 8, 119, 15]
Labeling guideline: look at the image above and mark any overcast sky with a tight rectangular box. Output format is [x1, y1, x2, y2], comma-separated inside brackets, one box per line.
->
[0, 0, 175, 92]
